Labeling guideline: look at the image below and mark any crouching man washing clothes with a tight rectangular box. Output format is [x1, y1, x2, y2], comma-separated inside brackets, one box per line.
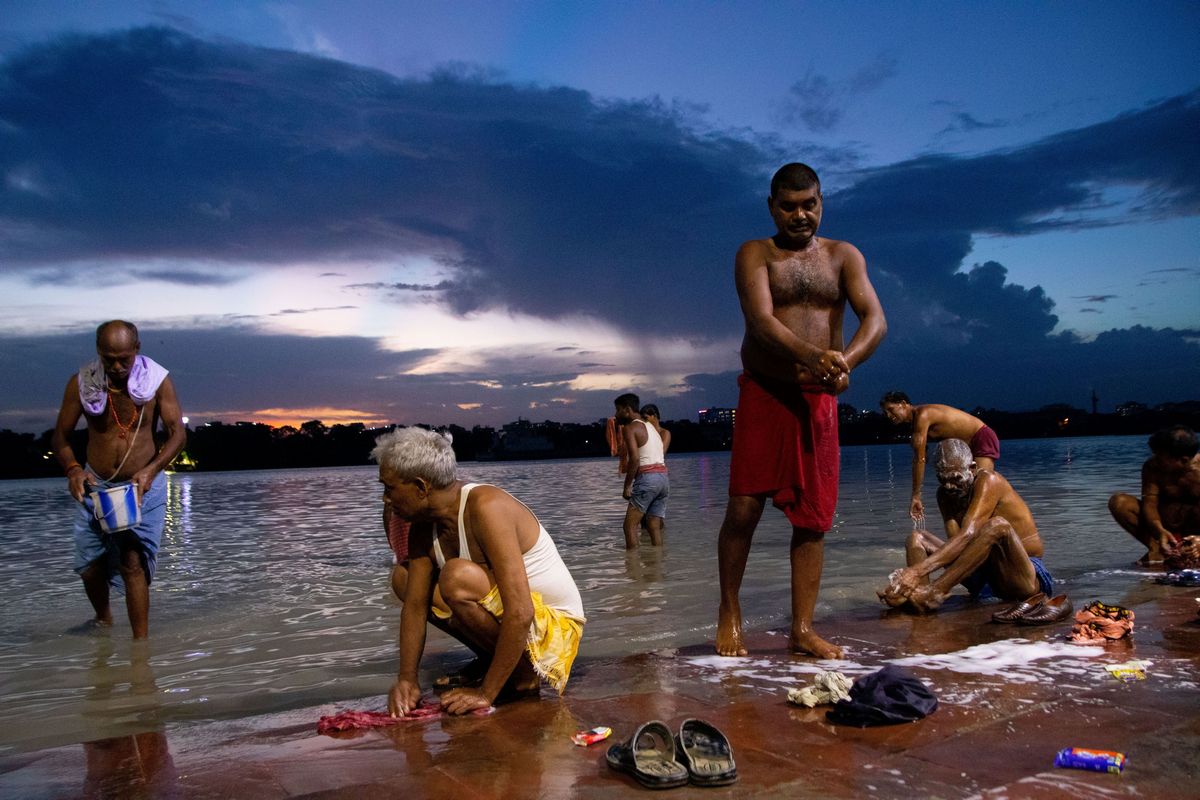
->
[878, 439, 1054, 613]
[51, 320, 186, 639]
[374, 428, 586, 716]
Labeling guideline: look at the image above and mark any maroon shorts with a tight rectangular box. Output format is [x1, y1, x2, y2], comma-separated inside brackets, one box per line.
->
[728, 373, 839, 531]
[969, 425, 1001, 461]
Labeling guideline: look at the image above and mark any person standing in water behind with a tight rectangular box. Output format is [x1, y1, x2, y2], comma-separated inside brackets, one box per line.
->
[879, 392, 1000, 520]
[640, 404, 671, 454]
[375, 427, 586, 716]
[51, 321, 186, 639]
[716, 162, 887, 659]
[614, 393, 669, 549]
[1108, 425, 1200, 565]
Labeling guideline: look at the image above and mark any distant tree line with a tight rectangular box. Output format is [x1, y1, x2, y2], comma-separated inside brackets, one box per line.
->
[3, 400, 1198, 480]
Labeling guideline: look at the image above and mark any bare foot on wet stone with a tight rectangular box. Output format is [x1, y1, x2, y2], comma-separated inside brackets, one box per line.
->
[790, 630, 844, 660]
[716, 609, 748, 657]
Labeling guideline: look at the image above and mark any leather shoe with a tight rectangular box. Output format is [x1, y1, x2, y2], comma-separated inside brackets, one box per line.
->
[992, 593, 1045, 623]
[1016, 594, 1073, 625]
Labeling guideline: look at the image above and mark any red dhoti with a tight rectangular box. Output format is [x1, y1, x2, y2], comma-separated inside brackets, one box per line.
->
[728, 372, 840, 532]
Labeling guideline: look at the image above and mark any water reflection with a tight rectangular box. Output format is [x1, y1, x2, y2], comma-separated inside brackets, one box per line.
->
[0, 437, 1168, 754]
[80, 639, 178, 799]
[624, 545, 665, 584]
[82, 730, 177, 800]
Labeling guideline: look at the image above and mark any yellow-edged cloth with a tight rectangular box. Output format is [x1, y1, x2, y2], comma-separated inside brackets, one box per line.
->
[479, 586, 583, 694]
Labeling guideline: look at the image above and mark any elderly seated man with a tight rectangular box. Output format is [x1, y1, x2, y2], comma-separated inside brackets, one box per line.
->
[878, 439, 1059, 618]
[373, 427, 586, 716]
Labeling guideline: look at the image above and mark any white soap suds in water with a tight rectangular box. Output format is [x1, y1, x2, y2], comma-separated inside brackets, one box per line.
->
[889, 638, 1104, 682]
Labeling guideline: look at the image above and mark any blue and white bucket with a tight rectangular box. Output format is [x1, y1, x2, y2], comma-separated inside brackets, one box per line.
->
[90, 483, 142, 533]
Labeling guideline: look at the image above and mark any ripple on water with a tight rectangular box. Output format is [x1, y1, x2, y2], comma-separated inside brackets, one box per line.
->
[0, 439, 1172, 750]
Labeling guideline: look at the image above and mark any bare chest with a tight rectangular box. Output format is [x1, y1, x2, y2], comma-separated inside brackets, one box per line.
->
[91, 392, 156, 439]
[766, 247, 841, 307]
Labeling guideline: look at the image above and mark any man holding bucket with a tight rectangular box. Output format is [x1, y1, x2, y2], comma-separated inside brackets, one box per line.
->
[52, 321, 186, 639]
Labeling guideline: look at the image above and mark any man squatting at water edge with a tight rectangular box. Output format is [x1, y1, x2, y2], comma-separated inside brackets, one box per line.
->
[375, 427, 586, 716]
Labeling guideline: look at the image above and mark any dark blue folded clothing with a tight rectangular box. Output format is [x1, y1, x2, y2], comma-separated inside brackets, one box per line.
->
[826, 665, 938, 727]
[1156, 569, 1200, 587]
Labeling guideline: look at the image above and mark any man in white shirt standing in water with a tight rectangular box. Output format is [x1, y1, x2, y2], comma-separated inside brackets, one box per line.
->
[615, 393, 669, 549]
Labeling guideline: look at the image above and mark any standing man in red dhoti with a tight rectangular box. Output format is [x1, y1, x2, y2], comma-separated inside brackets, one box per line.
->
[716, 163, 886, 658]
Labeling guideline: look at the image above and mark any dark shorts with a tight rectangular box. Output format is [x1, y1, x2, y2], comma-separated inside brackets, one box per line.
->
[963, 556, 1053, 600]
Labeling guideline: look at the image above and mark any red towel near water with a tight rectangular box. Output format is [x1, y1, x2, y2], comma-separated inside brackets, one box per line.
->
[728, 372, 839, 532]
[605, 416, 630, 474]
[317, 700, 493, 734]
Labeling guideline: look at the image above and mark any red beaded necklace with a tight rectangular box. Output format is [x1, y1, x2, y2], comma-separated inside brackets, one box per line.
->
[108, 391, 140, 439]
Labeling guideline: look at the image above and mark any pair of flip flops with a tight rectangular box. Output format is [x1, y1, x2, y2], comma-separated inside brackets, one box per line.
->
[606, 719, 737, 789]
[991, 593, 1073, 625]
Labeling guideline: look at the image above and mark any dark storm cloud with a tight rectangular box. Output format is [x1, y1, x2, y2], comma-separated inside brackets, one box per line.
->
[345, 280, 456, 293]
[938, 111, 1009, 134]
[0, 325, 644, 431]
[0, 28, 1196, 420]
[838, 325, 1200, 414]
[824, 88, 1200, 361]
[272, 305, 357, 315]
[1072, 295, 1118, 303]
[135, 268, 242, 286]
[0, 27, 767, 336]
[775, 54, 899, 133]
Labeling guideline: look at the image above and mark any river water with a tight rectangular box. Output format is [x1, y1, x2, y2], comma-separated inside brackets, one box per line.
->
[0, 435, 1156, 752]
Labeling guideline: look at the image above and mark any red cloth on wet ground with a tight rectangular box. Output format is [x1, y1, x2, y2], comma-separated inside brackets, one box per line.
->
[317, 700, 492, 734]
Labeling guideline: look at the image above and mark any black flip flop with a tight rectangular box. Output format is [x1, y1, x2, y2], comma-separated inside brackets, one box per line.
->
[606, 721, 689, 790]
[674, 718, 737, 787]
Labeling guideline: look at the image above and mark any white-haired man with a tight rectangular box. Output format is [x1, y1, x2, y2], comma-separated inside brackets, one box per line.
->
[373, 427, 586, 716]
[878, 439, 1055, 614]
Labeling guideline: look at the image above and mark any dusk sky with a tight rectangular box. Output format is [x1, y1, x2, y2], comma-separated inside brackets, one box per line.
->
[1, 1, 1197, 433]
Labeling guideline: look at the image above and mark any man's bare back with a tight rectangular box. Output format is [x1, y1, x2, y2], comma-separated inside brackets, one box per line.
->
[881, 396, 993, 520]
[914, 404, 985, 443]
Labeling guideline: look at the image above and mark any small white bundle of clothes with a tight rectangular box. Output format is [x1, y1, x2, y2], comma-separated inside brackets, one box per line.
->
[786, 671, 853, 708]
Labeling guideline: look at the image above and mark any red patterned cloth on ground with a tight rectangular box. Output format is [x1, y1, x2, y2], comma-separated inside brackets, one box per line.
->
[728, 372, 839, 531]
[317, 700, 492, 734]
[1069, 602, 1135, 643]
